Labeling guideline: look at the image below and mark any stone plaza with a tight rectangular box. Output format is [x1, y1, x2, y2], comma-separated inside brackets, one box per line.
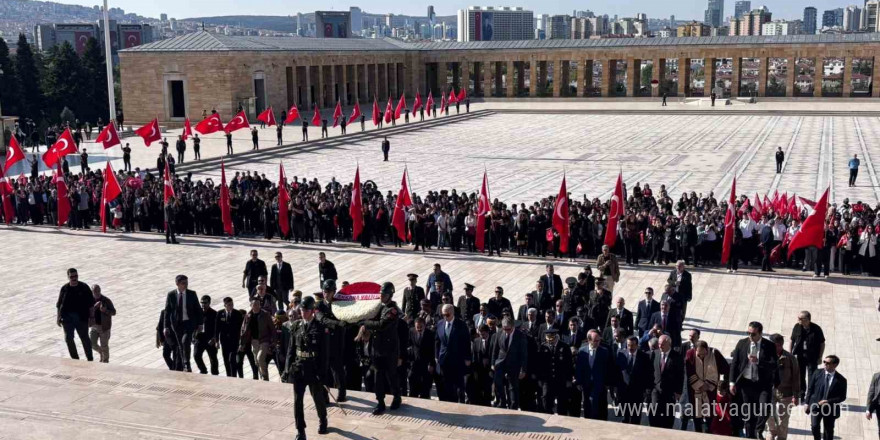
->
[1, 101, 879, 439]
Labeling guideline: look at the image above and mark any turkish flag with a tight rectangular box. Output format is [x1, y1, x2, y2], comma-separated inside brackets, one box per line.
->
[224, 111, 250, 133]
[440, 93, 447, 112]
[753, 193, 764, 221]
[135, 119, 161, 147]
[448, 89, 458, 104]
[53, 163, 70, 226]
[738, 197, 751, 216]
[182, 117, 194, 141]
[787, 194, 798, 217]
[394, 94, 406, 120]
[195, 113, 223, 135]
[457, 88, 467, 102]
[42, 128, 77, 168]
[278, 162, 290, 237]
[101, 161, 122, 233]
[220, 160, 233, 236]
[350, 166, 364, 240]
[257, 107, 276, 127]
[372, 98, 381, 126]
[412, 92, 423, 113]
[4, 135, 25, 174]
[771, 190, 779, 212]
[391, 168, 412, 242]
[311, 106, 322, 127]
[384, 97, 393, 123]
[332, 101, 343, 128]
[763, 194, 772, 215]
[425, 92, 434, 110]
[284, 104, 300, 124]
[779, 193, 788, 214]
[348, 101, 362, 125]
[163, 161, 175, 203]
[603, 172, 624, 248]
[0, 168, 14, 225]
[721, 178, 737, 265]
[552, 175, 569, 253]
[475, 171, 491, 252]
[95, 122, 121, 149]
[788, 188, 829, 257]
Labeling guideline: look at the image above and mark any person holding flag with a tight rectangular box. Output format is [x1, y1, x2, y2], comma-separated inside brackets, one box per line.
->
[101, 162, 122, 233]
[163, 162, 179, 244]
[553, 174, 570, 260]
[351, 166, 365, 246]
[390, 168, 412, 247]
[278, 162, 290, 239]
[220, 160, 234, 238]
[788, 188, 830, 278]
[722, 178, 739, 273]
[426, 92, 435, 118]
[475, 171, 490, 253]
[413, 92, 424, 121]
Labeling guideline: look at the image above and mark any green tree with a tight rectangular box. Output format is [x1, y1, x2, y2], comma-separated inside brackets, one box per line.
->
[641, 64, 653, 90]
[80, 37, 108, 124]
[14, 34, 43, 123]
[0, 37, 18, 118]
[59, 106, 76, 126]
[43, 41, 85, 124]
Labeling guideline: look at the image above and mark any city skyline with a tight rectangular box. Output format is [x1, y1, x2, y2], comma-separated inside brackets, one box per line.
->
[42, 0, 870, 23]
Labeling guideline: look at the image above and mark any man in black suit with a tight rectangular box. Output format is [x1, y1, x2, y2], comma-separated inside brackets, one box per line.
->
[408, 316, 435, 399]
[553, 299, 573, 328]
[649, 335, 683, 428]
[520, 308, 541, 341]
[636, 287, 660, 337]
[532, 279, 554, 315]
[606, 296, 634, 336]
[575, 330, 616, 420]
[457, 283, 481, 327]
[648, 300, 682, 348]
[486, 286, 512, 320]
[516, 292, 537, 323]
[318, 252, 337, 290]
[730, 321, 778, 439]
[667, 261, 693, 322]
[213, 297, 244, 377]
[381, 136, 390, 161]
[401, 273, 425, 323]
[539, 309, 562, 341]
[163, 275, 204, 372]
[616, 335, 651, 424]
[867, 370, 880, 436]
[775, 146, 785, 173]
[435, 303, 472, 403]
[805, 355, 847, 440]
[467, 324, 494, 405]
[270, 252, 294, 311]
[491, 317, 528, 409]
[242, 250, 268, 298]
[563, 317, 587, 351]
[193, 295, 219, 375]
[760, 222, 775, 272]
[539, 264, 563, 303]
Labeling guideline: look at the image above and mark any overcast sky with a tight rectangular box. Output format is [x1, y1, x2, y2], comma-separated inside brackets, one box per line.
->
[53, 0, 855, 22]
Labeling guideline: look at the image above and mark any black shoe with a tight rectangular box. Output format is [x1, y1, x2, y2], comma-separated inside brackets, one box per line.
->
[372, 404, 386, 415]
[390, 396, 401, 410]
[337, 394, 347, 403]
[296, 429, 307, 440]
[318, 422, 328, 435]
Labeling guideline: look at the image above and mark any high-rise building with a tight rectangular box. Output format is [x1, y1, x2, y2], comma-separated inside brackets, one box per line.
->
[677, 20, 710, 37]
[822, 8, 844, 28]
[546, 15, 571, 39]
[729, 7, 772, 35]
[350, 7, 363, 34]
[803, 7, 818, 34]
[762, 19, 803, 35]
[315, 11, 352, 38]
[843, 5, 861, 31]
[670, 15, 675, 26]
[735, 1, 752, 19]
[427, 5, 435, 21]
[636, 13, 647, 22]
[865, 1, 880, 32]
[705, 0, 724, 28]
[456, 6, 534, 42]
[296, 13, 304, 36]
[160, 13, 168, 22]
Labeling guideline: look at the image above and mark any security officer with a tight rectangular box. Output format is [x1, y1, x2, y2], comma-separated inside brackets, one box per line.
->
[456, 283, 481, 331]
[538, 328, 573, 415]
[361, 281, 402, 415]
[400, 273, 425, 324]
[315, 279, 347, 402]
[283, 296, 328, 440]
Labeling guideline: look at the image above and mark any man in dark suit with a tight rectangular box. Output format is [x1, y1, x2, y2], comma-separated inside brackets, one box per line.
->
[193, 295, 219, 375]
[615, 335, 651, 424]
[730, 321, 778, 439]
[486, 286, 512, 320]
[213, 297, 244, 377]
[760, 222, 775, 272]
[318, 252, 337, 290]
[606, 296, 634, 336]
[532, 280, 554, 315]
[456, 283, 481, 327]
[242, 250, 268, 298]
[516, 292, 537, 323]
[520, 308, 541, 341]
[539, 309, 562, 341]
[401, 273, 425, 323]
[270, 252, 294, 311]
[636, 287, 660, 336]
[435, 303, 472, 402]
[805, 355, 847, 440]
[491, 317, 528, 409]
[667, 261, 693, 322]
[775, 146, 785, 173]
[648, 300, 682, 347]
[408, 316, 435, 399]
[867, 370, 880, 436]
[563, 317, 587, 351]
[539, 264, 563, 302]
[575, 330, 616, 420]
[163, 274, 204, 372]
[381, 136, 390, 161]
[467, 324, 494, 405]
[650, 335, 683, 429]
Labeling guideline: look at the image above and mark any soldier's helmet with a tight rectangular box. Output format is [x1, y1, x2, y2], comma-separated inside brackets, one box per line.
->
[301, 296, 317, 310]
[322, 279, 336, 291]
[380, 282, 395, 297]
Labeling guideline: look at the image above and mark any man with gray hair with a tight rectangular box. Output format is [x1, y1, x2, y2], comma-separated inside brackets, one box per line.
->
[768, 333, 800, 440]
[596, 245, 620, 292]
[88, 284, 116, 363]
[436, 302, 471, 404]
[492, 316, 528, 409]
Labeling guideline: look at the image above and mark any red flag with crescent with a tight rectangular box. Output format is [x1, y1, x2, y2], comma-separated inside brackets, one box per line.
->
[195, 113, 223, 135]
[95, 122, 121, 149]
[284, 104, 300, 124]
[278, 162, 290, 237]
[0, 167, 14, 225]
[391, 168, 412, 241]
[42, 128, 77, 168]
[163, 161, 175, 203]
[182, 117, 194, 141]
[220, 160, 233, 236]
[372, 98, 381, 126]
[257, 107, 276, 127]
[552, 175, 570, 253]
[475, 171, 491, 252]
[224, 111, 250, 133]
[384, 97, 393, 123]
[457, 88, 467, 102]
[332, 101, 343, 128]
[53, 163, 70, 226]
[721, 177, 737, 265]
[412, 92, 423, 113]
[603, 172, 623, 248]
[101, 162, 122, 233]
[134, 118, 161, 147]
[348, 101, 362, 125]
[788, 188, 830, 257]
[394, 94, 406, 120]
[351, 166, 364, 240]
[426, 92, 434, 110]
[311, 106, 322, 127]
[4, 135, 25, 174]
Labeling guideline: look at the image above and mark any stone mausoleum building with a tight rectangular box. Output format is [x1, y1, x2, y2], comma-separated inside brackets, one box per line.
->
[120, 31, 880, 124]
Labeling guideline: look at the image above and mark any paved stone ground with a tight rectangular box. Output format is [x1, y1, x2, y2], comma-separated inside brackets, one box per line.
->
[0, 226, 877, 439]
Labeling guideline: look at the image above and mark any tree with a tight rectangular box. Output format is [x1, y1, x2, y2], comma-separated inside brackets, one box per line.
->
[0, 37, 18, 118]
[80, 37, 108, 124]
[14, 34, 43, 123]
[641, 64, 653, 91]
[60, 106, 76, 126]
[43, 41, 85, 124]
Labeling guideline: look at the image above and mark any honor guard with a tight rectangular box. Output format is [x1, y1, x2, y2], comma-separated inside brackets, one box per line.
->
[283, 296, 329, 440]
[361, 281, 402, 415]
[538, 328, 573, 415]
[315, 279, 347, 402]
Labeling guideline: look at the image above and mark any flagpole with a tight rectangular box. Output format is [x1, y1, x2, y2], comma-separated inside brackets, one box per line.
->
[102, 0, 117, 127]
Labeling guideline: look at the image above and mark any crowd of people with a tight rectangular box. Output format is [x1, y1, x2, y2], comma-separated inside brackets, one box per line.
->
[7, 161, 880, 278]
[54, 256, 875, 440]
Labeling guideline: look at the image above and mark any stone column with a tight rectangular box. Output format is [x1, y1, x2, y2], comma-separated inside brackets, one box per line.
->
[678, 57, 689, 96]
[437, 62, 447, 96]
[461, 61, 470, 95]
[873, 57, 880, 98]
[757, 57, 768, 97]
[731, 57, 741, 97]
[304, 65, 312, 107]
[516, 62, 525, 94]
[329, 63, 337, 104]
[373, 63, 380, 99]
[341, 65, 349, 105]
[529, 58, 538, 97]
[652, 58, 665, 97]
[785, 57, 796, 97]
[584, 60, 594, 94]
[704, 57, 715, 97]
[601, 59, 614, 97]
[391, 63, 399, 98]
[577, 60, 586, 97]
[843, 56, 853, 97]
[553, 60, 563, 97]
[626, 58, 638, 97]
[813, 57, 823, 97]
[507, 60, 516, 97]
[561, 61, 570, 97]
[483, 61, 493, 97]
[290, 64, 298, 107]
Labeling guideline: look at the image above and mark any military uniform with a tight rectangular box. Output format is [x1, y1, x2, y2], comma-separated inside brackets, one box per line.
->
[400, 275, 425, 323]
[316, 280, 347, 401]
[283, 297, 328, 440]
[362, 282, 402, 414]
[537, 329, 573, 415]
[456, 284, 481, 328]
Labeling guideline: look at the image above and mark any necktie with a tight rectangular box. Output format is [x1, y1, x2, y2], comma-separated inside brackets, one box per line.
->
[824, 374, 832, 399]
[661, 353, 667, 372]
[662, 314, 667, 330]
[177, 292, 183, 323]
[628, 354, 635, 372]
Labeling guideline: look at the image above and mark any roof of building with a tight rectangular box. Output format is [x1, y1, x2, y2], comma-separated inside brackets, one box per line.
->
[122, 30, 880, 54]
